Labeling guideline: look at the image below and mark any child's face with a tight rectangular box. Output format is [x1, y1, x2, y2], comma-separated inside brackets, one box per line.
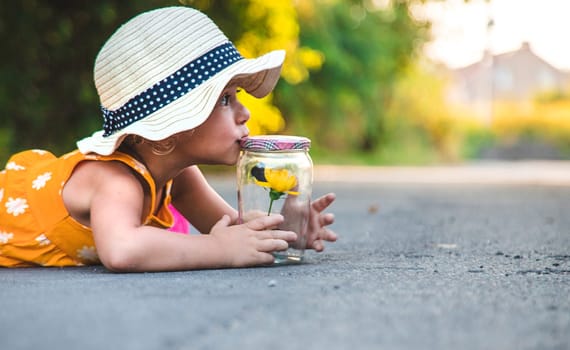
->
[183, 83, 250, 165]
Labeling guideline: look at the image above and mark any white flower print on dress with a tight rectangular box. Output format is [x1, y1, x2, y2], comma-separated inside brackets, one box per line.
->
[6, 161, 25, 171]
[0, 188, 4, 203]
[32, 149, 47, 155]
[32, 172, 52, 190]
[35, 234, 51, 246]
[5, 197, 28, 216]
[0, 231, 14, 244]
[77, 246, 99, 263]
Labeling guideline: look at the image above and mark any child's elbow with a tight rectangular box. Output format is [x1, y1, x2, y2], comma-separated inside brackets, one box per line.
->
[98, 246, 141, 273]
[101, 259, 135, 273]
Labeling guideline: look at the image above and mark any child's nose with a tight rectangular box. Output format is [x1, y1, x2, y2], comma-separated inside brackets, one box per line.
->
[236, 103, 250, 125]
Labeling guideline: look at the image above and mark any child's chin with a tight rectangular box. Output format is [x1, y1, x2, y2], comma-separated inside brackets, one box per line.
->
[219, 154, 239, 166]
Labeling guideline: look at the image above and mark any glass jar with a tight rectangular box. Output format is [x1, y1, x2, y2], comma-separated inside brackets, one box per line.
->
[237, 135, 313, 264]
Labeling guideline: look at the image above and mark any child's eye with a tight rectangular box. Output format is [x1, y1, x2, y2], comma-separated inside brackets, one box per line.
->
[220, 93, 231, 106]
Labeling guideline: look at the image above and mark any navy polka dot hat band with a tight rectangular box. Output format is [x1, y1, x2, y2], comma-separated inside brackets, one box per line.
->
[77, 7, 285, 155]
[101, 42, 242, 136]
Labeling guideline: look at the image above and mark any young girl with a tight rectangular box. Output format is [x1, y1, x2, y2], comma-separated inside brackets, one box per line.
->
[0, 6, 336, 271]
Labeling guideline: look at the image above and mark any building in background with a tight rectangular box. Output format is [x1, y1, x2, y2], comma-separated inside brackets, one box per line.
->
[447, 42, 570, 118]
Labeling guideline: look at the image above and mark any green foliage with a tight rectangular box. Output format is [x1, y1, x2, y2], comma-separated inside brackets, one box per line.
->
[0, 0, 178, 163]
[386, 60, 462, 162]
[0, 0, 429, 166]
[460, 126, 495, 159]
[276, 0, 428, 155]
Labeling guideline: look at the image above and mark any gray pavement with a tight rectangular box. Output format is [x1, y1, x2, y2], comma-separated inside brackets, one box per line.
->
[1, 163, 570, 350]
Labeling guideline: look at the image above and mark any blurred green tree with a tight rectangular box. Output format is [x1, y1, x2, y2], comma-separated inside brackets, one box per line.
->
[0, 0, 174, 162]
[277, 0, 428, 156]
[0, 0, 313, 163]
[182, 0, 320, 136]
[0, 0, 429, 164]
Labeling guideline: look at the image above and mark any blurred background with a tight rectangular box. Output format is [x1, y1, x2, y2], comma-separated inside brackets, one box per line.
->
[1, 0, 569, 166]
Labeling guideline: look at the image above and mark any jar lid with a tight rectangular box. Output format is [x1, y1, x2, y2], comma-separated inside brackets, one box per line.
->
[240, 135, 311, 151]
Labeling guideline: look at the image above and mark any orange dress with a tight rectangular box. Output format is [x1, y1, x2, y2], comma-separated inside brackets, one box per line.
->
[0, 149, 174, 267]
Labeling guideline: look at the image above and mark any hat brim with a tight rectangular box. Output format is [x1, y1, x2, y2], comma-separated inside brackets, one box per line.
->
[77, 49, 285, 155]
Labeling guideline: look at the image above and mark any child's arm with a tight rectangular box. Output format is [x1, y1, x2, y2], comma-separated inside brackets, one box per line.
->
[89, 164, 296, 272]
[170, 165, 238, 234]
[170, 166, 337, 252]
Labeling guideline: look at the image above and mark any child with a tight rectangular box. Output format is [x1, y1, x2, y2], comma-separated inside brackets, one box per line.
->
[0, 6, 336, 271]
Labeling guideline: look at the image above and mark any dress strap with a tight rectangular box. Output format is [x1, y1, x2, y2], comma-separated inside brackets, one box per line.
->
[81, 151, 173, 226]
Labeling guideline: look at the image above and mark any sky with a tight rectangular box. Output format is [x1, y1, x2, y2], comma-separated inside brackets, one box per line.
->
[413, 0, 570, 70]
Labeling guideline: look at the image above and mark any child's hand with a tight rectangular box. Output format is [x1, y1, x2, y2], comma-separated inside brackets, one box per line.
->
[305, 193, 337, 251]
[210, 214, 297, 267]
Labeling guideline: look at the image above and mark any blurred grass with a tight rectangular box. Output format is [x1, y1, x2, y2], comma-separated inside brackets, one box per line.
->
[309, 95, 570, 166]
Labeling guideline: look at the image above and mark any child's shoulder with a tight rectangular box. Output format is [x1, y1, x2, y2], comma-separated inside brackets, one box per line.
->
[65, 155, 147, 207]
[63, 154, 148, 225]
[74, 155, 144, 185]
[80, 151, 151, 179]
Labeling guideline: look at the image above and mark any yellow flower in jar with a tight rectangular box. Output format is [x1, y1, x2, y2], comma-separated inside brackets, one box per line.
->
[254, 167, 299, 194]
[251, 164, 299, 214]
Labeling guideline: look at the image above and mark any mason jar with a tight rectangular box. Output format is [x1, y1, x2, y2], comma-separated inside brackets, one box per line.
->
[237, 135, 313, 264]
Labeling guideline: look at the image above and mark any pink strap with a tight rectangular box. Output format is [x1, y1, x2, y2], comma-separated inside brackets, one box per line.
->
[167, 204, 190, 234]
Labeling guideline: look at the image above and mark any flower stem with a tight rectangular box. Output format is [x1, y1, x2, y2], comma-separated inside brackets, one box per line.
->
[267, 198, 274, 216]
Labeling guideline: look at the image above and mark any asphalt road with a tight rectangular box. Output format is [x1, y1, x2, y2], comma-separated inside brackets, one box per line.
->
[1, 168, 569, 350]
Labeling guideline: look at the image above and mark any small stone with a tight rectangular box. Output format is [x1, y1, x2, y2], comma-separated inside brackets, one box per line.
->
[268, 279, 277, 287]
[513, 255, 522, 259]
[437, 243, 458, 249]
[368, 204, 379, 214]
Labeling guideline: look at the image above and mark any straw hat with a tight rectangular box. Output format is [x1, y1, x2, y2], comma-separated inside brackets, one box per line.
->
[77, 6, 285, 155]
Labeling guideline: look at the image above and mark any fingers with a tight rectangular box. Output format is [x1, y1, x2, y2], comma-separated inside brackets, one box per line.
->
[307, 226, 337, 249]
[311, 239, 324, 252]
[252, 231, 296, 264]
[245, 214, 284, 230]
[256, 238, 289, 252]
[255, 252, 277, 266]
[312, 193, 336, 213]
[212, 214, 231, 230]
[320, 227, 338, 242]
[304, 194, 337, 252]
[256, 228, 297, 242]
[319, 213, 335, 227]
[246, 217, 298, 252]
[241, 209, 267, 223]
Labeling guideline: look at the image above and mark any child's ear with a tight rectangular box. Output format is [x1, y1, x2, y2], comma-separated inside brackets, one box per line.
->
[151, 135, 178, 156]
